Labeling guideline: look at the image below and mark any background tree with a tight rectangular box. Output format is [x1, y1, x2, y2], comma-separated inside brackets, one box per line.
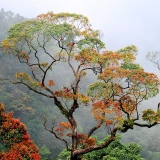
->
[0, 8, 27, 42]
[146, 51, 160, 71]
[1, 12, 160, 160]
[0, 103, 40, 160]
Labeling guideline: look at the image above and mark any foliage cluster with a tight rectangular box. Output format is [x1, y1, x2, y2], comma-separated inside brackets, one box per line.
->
[0, 103, 40, 160]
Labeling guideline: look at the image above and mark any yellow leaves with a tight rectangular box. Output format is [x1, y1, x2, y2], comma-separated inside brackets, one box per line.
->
[36, 12, 89, 28]
[102, 51, 120, 60]
[1, 39, 15, 48]
[80, 71, 86, 77]
[15, 72, 31, 81]
[40, 62, 49, 68]
[106, 119, 114, 125]
[78, 94, 90, 104]
[0, 103, 5, 113]
[52, 89, 89, 105]
[48, 80, 55, 87]
[18, 52, 29, 60]
[120, 52, 136, 62]
[114, 116, 124, 127]
[75, 48, 99, 63]
[142, 109, 160, 124]
[15, 72, 42, 89]
[53, 89, 75, 100]
[98, 67, 130, 80]
[1, 39, 16, 53]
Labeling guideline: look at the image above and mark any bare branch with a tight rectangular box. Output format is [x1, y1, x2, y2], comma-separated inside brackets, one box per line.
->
[43, 115, 71, 151]
[88, 119, 104, 137]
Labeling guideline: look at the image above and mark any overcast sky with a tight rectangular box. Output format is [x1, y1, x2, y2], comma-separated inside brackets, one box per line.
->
[1, 0, 160, 74]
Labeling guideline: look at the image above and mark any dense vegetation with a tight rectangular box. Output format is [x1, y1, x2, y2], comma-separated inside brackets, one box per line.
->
[59, 135, 144, 160]
[0, 103, 40, 159]
[0, 9, 160, 160]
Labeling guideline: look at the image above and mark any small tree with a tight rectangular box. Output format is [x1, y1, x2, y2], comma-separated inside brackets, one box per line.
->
[147, 51, 160, 70]
[0, 103, 40, 159]
[1, 12, 160, 160]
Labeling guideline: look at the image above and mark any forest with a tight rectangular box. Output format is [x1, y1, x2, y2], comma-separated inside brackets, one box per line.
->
[0, 8, 160, 160]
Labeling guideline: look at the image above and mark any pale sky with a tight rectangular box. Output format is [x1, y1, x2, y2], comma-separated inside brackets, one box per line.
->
[1, 0, 160, 74]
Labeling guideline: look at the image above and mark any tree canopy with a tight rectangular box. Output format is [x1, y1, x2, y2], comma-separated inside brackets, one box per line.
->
[1, 12, 160, 160]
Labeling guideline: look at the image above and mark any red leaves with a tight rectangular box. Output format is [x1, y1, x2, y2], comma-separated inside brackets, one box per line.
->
[48, 80, 55, 87]
[55, 122, 71, 137]
[59, 122, 71, 129]
[23, 133, 30, 141]
[106, 119, 114, 125]
[91, 100, 122, 125]
[0, 103, 40, 160]
[77, 134, 96, 148]
[0, 141, 40, 160]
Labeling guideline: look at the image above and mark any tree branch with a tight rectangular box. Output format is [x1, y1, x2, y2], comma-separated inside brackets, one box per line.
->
[43, 116, 71, 151]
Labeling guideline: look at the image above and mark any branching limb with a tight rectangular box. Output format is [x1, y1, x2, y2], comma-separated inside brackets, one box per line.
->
[134, 122, 159, 128]
[87, 120, 104, 137]
[43, 115, 71, 151]
[73, 127, 118, 156]
[0, 78, 53, 98]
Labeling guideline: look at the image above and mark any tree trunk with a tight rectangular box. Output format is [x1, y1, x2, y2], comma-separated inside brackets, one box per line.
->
[70, 154, 83, 160]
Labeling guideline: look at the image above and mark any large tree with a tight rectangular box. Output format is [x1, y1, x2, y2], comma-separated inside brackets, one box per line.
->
[1, 12, 160, 160]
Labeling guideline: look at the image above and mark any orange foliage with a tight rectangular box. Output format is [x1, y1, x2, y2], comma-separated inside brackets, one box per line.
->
[77, 134, 96, 148]
[18, 51, 29, 60]
[48, 80, 55, 87]
[0, 103, 40, 160]
[55, 122, 71, 137]
[91, 100, 122, 125]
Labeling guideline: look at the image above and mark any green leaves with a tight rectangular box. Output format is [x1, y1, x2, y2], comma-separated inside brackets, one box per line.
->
[59, 135, 144, 160]
[78, 36, 105, 50]
[117, 45, 138, 55]
[142, 109, 160, 125]
[121, 62, 142, 70]
[87, 81, 110, 99]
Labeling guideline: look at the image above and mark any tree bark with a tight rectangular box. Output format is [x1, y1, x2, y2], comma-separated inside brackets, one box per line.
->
[70, 154, 82, 160]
